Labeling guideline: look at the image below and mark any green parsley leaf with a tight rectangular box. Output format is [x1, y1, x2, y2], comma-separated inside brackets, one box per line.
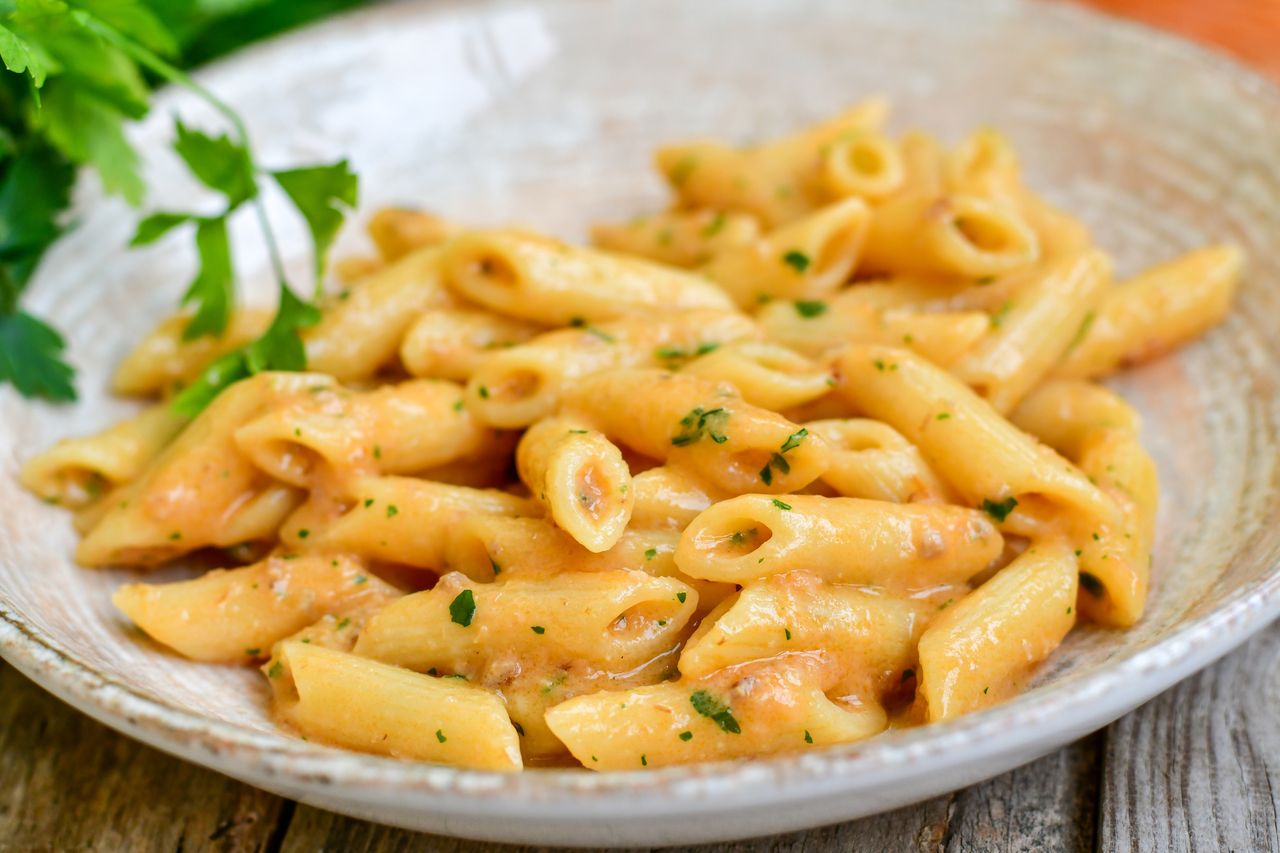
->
[267, 661, 283, 678]
[435, 729, 447, 743]
[980, 496, 1018, 522]
[1066, 311, 1096, 353]
[0, 311, 75, 401]
[690, 689, 741, 734]
[804, 730, 814, 744]
[782, 250, 810, 273]
[0, 20, 49, 87]
[671, 406, 729, 446]
[179, 216, 234, 339]
[41, 80, 145, 204]
[676, 591, 687, 604]
[449, 589, 476, 627]
[679, 730, 693, 741]
[793, 300, 827, 318]
[531, 625, 545, 634]
[173, 118, 257, 207]
[771, 498, 792, 511]
[130, 211, 192, 246]
[779, 428, 808, 453]
[272, 160, 358, 287]
[644, 548, 657, 560]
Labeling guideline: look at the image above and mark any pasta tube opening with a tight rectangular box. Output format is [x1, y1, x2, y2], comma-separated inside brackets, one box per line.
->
[822, 133, 905, 200]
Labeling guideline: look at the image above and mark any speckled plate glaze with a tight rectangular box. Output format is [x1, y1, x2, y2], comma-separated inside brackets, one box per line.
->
[2, 0, 1279, 846]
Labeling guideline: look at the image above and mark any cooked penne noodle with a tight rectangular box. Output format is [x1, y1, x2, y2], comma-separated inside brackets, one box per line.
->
[590, 209, 761, 267]
[917, 540, 1077, 720]
[113, 553, 400, 662]
[111, 308, 272, 397]
[629, 466, 726, 531]
[367, 207, 459, 260]
[464, 310, 756, 428]
[951, 249, 1111, 413]
[441, 230, 734, 324]
[682, 342, 832, 411]
[398, 307, 543, 381]
[272, 641, 522, 770]
[517, 418, 634, 552]
[1010, 379, 1142, 461]
[562, 369, 829, 495]
[805, 419, 956, 503]
[819, 131, 905, 201]
[1054, 245, 1243, 379]
[20, 405, 187, 507]
[700, 197, 869, 307]
[676, 494, 1001, 587]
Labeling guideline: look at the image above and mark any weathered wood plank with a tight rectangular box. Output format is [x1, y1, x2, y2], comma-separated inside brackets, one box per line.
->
[0, 660, 287, 853]
[1099, 620, 1280, 853]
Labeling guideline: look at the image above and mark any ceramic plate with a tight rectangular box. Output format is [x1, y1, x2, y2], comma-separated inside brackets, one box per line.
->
[2, 0, 1279, 846]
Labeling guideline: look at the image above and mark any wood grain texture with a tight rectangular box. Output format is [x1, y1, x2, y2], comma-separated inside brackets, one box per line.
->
[1099, 620, 1280, 853]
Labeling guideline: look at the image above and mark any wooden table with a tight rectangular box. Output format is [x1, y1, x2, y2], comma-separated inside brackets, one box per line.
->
[2, 621, 1276, 851]
[4, 2, 1280, 851]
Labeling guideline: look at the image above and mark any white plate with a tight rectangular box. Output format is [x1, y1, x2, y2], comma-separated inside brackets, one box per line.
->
[3, 0, 1280, 846]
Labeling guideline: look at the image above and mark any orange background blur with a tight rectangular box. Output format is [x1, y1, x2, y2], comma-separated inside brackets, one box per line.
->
[1070, 0, 1280, 82]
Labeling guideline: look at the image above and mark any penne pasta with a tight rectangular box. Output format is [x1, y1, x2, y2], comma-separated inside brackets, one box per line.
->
[805, 419, 957, 504]
[682, 341, 833, 411]
[590, 209, 761, 268]
[398, 307, 544, 381]
[367, 207, 459, 260]
[111, 308, 272, 397]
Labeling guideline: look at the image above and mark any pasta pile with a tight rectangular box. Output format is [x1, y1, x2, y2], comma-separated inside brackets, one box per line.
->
[21, 99, 1243, 772]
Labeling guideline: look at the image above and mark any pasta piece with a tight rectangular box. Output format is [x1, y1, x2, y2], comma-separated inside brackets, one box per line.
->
[561, 368, 829, 495]
[367, 207, 459, 260]
[111, 308, 271, 397]
[860, 193, 1039, 279]
[75, 373, 325, 567]
[546, 652, 886, 770]
[440, 230, 734, 324]
[20, 405, 186, 507]
[235, 379, 497, 487]
[700, 197, 870, 307]
[682, 342, 833, 411]
[629, 465, 725, 530]
[333, 255, 384, 284]
[1054, 245, 1243, 380]
[835, 345, 1122, 535]
[398, 307, 543, 381]
[655, 98, 889, 227]
[281, 477, 538, 570]
[272, 641, 522, 770]
[757, 295, 989, 365]
[819, 131, 905, 201]
[951, 249, 1111, 413]
[676, 494, 1001, 587]
[895, 131, 946, 199]
[1009, 379, 1141, 460]
[917, 540, 1077, 720]
[805, 419, 956, 503]
[464, 310, 757, 428]
[355, 570, 697, 760]
[304, 246, 451, 381]
[112, 554, 400, 662]
[679, 571, 934, 703]
[516, 418, 634, 552]
[590, 209, 761, 267]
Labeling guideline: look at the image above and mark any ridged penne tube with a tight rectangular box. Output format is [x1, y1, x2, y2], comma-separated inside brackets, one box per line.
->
[516, 418, 634, 552]
[655, 98, 889, 227]
[700, 197, 869, 307]
[860, 193, 1039, 279]
[75, 373, 322, 567]
[112, 554, 400, 662]
[835, 346, 1122, 534]
[234, 379, 494, 487]
[281, 478, 537, 570]
[398, 307, 543, 381]
[367, 208, 459, 260]
[917, 540, 1078, 720]
[820, 132, 905, 201]
[20, 406, 187, 507]
[630, 466, 726, 530]
[682, 342, 833, 411]
[895, 131, 946, 198]
[304, 246, 450, 381]
[679, 572, 931, 702]
[545, 653, 887, 770]
[355, 570, 697, 678]
[111, 308, 271, 396]
[272, 641, 522, 770]
[676, 494, 1001, 587]
[757, 296, 989, 365]
[951, 249, 1111, 413]
[440, 230, 734, 324]
[1010, 380, 1142, 461]
[562, 369, 829, 495]
[805, 419, 956, 503]
[1054, 245, 1244, 380]
[590, 209, 762, 267]
[463, 310, 756, 428]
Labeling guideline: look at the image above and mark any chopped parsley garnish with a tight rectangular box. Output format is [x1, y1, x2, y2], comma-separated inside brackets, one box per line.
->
[353, 575, 368, 585]
[655, 341, 721, 364]
[244, 648, 260, 656]
[1080, 572, 1105, 597]
[936, 412, 951, 421]
[585, 326, 615, 343]
[676, 592, 687, 604]
[168, 531, 182, 541]
[640, 754, 648, 766]
[1092, 531, 1101, 541]
[336, 618, 351, 630]
[690, 690, 741, 734]
[990, 300, 1014, 328]
[782, 250, 811, 273]
[386, 504, 399, 518]
[975, 275, 996, 286]
[435, 729, 447, 743]
[779, 428, 808, 453]
[490, 557, 502, 577]
[793, 300, 828, 318]
[669, 156, 698, 186]
[372, 444, 382, 460]
[784, 628, 792, 641]
[671, 406, 730, 446]
[980, 496, 1018, 522]
[679, 730, 693, 742]
[477, 385, 490, 399]
[449, 589, 476, 626]
[1067, 311, 1096, 352]
[267, 661, 283, 679]
[453, 399, 464, 412]
[702, 212, 727, 237]
[804, 730, 814, 744]
[363, 498, 374, 508]
[297, 528, 310, 539]
[771, 498, 792, 511]
[531, 625, 546, 634]
[644, 548, 658, 560]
